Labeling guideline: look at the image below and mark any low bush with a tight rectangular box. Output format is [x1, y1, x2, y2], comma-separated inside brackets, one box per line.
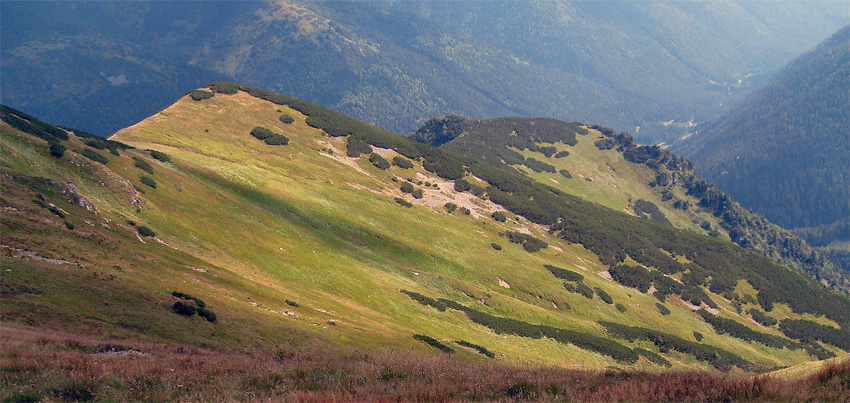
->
[413, 335, 454, 354]
[392, 156, 414, 169]
[346, 136, 372, 157]
[197, 308, 217, 323]
[188, 89, 214, 101]
[490, 243, 502, 250]
[395, 197, 412, 208]
[264, 134, 289, 145]
[454, 179, 472, 192]
[369, 153, 390, 170]
[139, 175, 157, 188]
[64, 221, 75, 230]
[133, 157, 154, 174]
[411, 188, 424, 199]
[455, 340, 495, 358]
[49, 142, 66, 158]
[172, 291, 205, 308]
[444, 202, 457, 213]
[285, 299, 299, 307]
[656, 303, 671, 315]
[279, 114, 295, 124]
[559, 169, 572, 179]
[595, 287, 614, 304]
[615, 303, 627, 312]
[748, 308, 778, 327]
[137, 226, 156, 237]
[48, 206, 65, 218]
[693, 331, 703, 341]
[492, 211, 507, 222]
[554, 150, 570, 158]
[250, 127, 274, 140]
[149, 150, 171, 163]
[173, 301, 196, 316]
[78, 149, 108, 164]
[460, 207, 471, 215]
[504, 231, 547, 252]
[208, 81, 239, 94]
[543, 265, 583, 282]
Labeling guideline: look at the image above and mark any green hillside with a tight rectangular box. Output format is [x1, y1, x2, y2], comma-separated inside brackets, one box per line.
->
[412, 115, 849, 294]
[2, 84, 848, 400]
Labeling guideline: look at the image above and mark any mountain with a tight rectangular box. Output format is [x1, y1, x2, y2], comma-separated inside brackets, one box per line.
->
[2, 83, 848, 400]
[2, 1, 847, 142]
[679, 26, 849, 272]
[411, 115, 850, 294]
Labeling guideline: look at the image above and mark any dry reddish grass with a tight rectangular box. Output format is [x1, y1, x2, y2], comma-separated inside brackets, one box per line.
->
[2, 323, 848, 402]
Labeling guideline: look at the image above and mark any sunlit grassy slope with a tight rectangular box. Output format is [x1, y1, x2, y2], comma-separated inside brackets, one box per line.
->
[1, 89, 844, 374]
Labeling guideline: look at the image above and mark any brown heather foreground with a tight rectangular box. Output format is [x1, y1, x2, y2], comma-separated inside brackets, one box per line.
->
[2, 323, 848, 403]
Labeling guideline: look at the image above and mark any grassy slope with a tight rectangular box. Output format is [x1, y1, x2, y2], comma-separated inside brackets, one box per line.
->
[0, 91, 839, 376]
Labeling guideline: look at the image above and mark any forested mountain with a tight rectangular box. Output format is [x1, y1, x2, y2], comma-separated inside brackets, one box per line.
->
[412, 115, 849, 294]
[679, 26, 849, 269]
[2, 1, 846, 143]
[2, 84, 848, 400]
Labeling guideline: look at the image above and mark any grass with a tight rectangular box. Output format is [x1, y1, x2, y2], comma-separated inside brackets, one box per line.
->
[0, 88, 840, 380]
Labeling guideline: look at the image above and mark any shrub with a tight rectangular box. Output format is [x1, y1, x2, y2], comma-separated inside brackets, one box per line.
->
[693, 331, 703, 341]
[149, 150, 171, 163]
[78, 149, 108, 164]
[748, 308, 778, 327]
[656, 303, 671, 315]
[64, 221, 75, 230]
[188, 89, 214, 101]
[490, 243, 502, 250]
[400, 182, 414, 193]
[455, 340, 495, 358]
[444, 202, 457, 213]
[401, 290, 447, 311]
[264, 134, 289, 145]
[492, 211, 507, 222]
[250, 126, 274, 140]
[137, 226, 156, 237]
[346, 136, 372, 157]
[48, 206, 65, 218]
[395, 197, 412, 208]
[460, 207, 471, 215]
[454, 178, 472, 192]
[413, 334, 454, 354]
[133, 157, 154, 174]
[543, 265, 584, 282]
[559, 169, 572, 179]
[139, 175, 157, 188]
[279, 114, 295, 124]
[207, 81, 239, 94]
[615, 303, 627, 312]
[369, 153, 390, 170]
[172, 291, 205, 308]
[197, 308, 217, 323]
[554, 150, 570, 158]
[285, 299, 299, 307]
[469, 185, 486, 198]
[595, 287, 614, 304]
[504, 230, 547, 252]
[392, 156, 414, 169]
[411, 188, 424, 199]
[49, 142, 65, 158]
[173, 301, 196, 316]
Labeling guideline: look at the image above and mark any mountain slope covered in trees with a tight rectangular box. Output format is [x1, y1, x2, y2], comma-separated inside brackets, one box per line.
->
[679, 26, 849, 270]
[2, 1, 847, 143]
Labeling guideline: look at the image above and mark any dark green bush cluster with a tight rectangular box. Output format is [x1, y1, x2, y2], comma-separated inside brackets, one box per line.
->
[279, 114, 295, 124]
[78, 149, 108, 164]
[133, 157, 154, 174]
[188, 89, 214, 101]
[615, 303, 627, 312]
[608, 264, 716, 307]
[492, 211, 507, 222]
[460, 207, 471, 215]
[631, 199, 672, 226]
[595, 287, 614, 304]
[392, 156, 414, 169]
[49, 143, 66, 158]
[696, 309, 799, 350]
[250, 126, 289, 146]
[395, 197, 412, 208]
[171, 291, 217, 322]
[779, 319, 848, 351]
[411, 188, 424, 199]
[747, 309, 778, 327]
[48, 206, 65, 219]
[522, 157, 557, 173]
[149, 150, 171, 163]
[554, 150, 570, 158]
[285, 299, 299, 307]
[693, 331, 703, 341]
[537, 146, 557, 157]
[444, 202, 457, 213]
[490, 243, 502, 250]
[413, 334, 454, 354]
[137, 226, 156, 237]
[1, 105, 68, 143]
[564, 282, 594, 299]
[347, 136, 373, 157]
[543, 265, 584, 282]
[454, 178, 472, 192]
[139, 175, 157, 188]
[400, 182, 414, 193]
[599, 321, 754, 371]
[207, 81, 240, 94]
[400, 290, 447, 311]
[369, 153, 390, 170]
[503, 231, 547, 252]
[655, 303, 671, 315]
[455, 340, 495, 358]
[558, 169, 572, 179]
